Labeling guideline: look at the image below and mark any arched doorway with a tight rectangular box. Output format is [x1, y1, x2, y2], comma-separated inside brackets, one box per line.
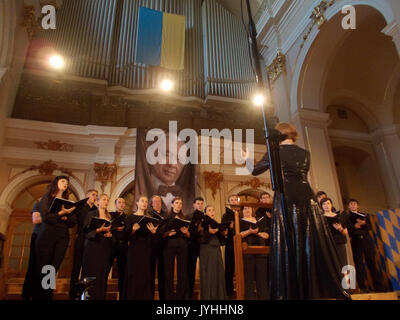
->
[292, 4, 399, 211]
[332, 145, 388, 212]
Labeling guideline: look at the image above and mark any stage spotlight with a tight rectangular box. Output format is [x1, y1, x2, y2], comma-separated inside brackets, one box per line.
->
[160, 79, 173, 92]
[253, 93, 265, 106]
[49, 55, 64, 69]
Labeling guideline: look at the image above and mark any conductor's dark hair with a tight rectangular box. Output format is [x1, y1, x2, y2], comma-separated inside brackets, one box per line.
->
[348, 198, 359, 205]
[320, 197, 333, 208]
[45, 175, 70, 199]
[193, 197, 204, 204]
[316, 191, 327, 199]
[260, 192, 271, 199]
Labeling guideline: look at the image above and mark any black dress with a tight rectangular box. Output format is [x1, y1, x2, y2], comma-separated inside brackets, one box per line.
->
[122, 213, 155, 300]
[81, 210, 112, 300]
[221, 207, 235, 297]
[240, 218, 269, 300]
[198, 218, 227, 300]
[249, 144, 350, 300]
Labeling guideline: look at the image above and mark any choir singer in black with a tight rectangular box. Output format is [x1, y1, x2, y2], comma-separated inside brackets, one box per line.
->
[81, 194, 113, 300]
[122, 195, 159, 300]
[33, 176, 77, 300]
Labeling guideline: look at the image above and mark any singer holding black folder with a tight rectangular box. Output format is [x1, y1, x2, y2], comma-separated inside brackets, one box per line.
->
[346, 199, 383, 292]
[108, 197, 128, 298]
[69, 189, 98, 300]
[81, 194, 113, 300]
[32, 176, 77, 300]
[122, 195, 159, 300]
[239, 206, 270, 300]
[198, 205, 227, 300]
[161, 197, 191, 300]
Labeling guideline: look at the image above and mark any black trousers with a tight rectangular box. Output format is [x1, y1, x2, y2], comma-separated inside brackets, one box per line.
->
[22, 232, 38, 300]
[243, 255, 269, 300]
[224, 241, 235, 297]
[351, 235, 383, 291]
[187, 241, 200, 299]
[33, 226, 69, 300]
[69, 233, 85, 299]
[151, 242, 166, 300]
[336, 243, 348, 272]
[163, 245, 189, 300]
[108, 241, 127, 296]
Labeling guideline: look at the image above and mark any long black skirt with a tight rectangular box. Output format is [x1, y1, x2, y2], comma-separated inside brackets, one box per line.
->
[269, 194, 351, 300]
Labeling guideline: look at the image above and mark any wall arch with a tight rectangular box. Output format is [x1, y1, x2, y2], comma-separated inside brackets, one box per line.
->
[109, 170, 135, 205]
[290, 1, 394, 115]
[0, 170, 85, 209]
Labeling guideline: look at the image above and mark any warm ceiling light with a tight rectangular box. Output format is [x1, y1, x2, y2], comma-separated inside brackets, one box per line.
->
[253, 94, 265, 106]
[160, 79, 173, 92]
[49, 55, 65, 69]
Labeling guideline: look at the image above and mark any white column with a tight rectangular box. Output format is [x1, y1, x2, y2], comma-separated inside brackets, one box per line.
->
[292, 109, 344, 211]
[371, 125, 400, 208]
[271, 73, 292, 123]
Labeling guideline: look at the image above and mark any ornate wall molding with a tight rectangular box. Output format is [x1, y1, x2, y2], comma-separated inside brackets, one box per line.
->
[94, 162, 117, 192]
[267, 51, 287, 84]
[21, 159, 72, 176]
[238, 177, 272, 190]
[34, 140, 73, 152]
[204, 171, 224, 199]
[300, 0, 336, 49]
[21, 5, 39, 40]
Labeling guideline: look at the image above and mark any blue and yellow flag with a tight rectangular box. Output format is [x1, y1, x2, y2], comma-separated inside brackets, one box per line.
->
[136, 7, 185, 70]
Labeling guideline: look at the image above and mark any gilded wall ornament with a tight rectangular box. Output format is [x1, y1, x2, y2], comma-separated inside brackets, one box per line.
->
[22, 160, 72, 176]
[204, 171, 224, 199]
[21, 6, 40, 40]
[267, 51, 287, 84]
[238, 177, 271, 190]
[300, 0, 336, 49]
[34, 140, 73, 152]
[94, 163, 117, 192]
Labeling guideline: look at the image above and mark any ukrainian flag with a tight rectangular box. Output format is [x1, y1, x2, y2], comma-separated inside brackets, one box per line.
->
[136, 7, 185, 71]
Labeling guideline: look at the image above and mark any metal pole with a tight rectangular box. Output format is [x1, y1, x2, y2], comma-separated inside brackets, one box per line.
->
[245, 0, 296, 299]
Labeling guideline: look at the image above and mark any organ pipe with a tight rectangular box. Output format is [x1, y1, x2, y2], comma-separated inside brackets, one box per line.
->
[37, 0, 256, 100]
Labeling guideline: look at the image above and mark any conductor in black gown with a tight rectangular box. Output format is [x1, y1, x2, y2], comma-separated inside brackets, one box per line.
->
[244, 122, 350, 300]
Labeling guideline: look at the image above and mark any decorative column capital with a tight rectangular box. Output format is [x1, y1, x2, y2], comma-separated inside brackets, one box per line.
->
[383, 20, 400, 56]
[291, 109, 331, 127]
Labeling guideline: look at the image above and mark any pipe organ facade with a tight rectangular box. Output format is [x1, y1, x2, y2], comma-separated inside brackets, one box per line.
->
[38, 0, 256, 100]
